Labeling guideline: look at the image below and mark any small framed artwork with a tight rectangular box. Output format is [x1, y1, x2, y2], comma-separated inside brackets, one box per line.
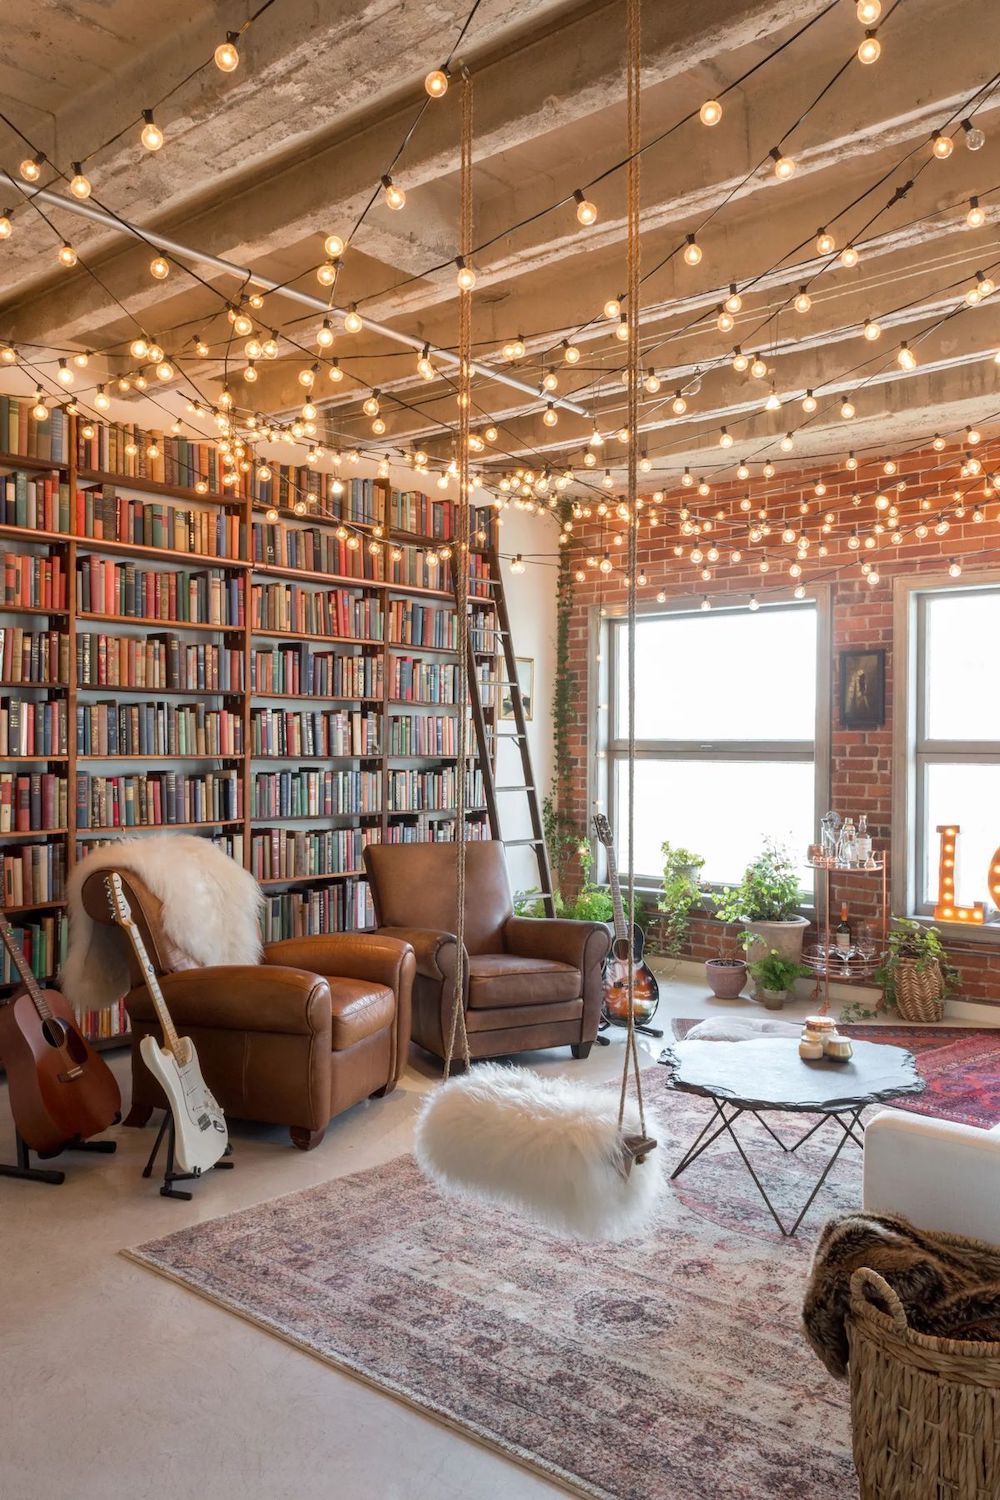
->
[840, 648, 886, 728]
[500, 656, 534, 721]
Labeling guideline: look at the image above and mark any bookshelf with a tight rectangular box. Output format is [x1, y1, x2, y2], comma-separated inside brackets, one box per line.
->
[0, 402, 498, 1046]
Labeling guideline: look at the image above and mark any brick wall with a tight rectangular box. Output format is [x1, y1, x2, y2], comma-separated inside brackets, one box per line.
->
[559, 435, 1000, 1006]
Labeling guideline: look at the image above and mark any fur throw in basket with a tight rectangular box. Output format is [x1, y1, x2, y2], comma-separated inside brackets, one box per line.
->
[803, 1211, 1000, 1377]
[61, 834, 263, 1012]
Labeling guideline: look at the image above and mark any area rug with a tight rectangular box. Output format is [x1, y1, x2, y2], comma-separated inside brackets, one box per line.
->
[673, 1019, 1000, 1129]
[126, 1085, 858, 1500]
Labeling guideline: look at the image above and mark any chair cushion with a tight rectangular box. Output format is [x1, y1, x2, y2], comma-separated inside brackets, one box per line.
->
[328, 978, 395, 1049]
[467, 953, 581, 1010]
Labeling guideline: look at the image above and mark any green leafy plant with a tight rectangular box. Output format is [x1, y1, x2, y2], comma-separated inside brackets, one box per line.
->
[653, 841, 705, 958]
[713, 838, 803, 924]
[747, 948, 810, 994]
[513, 835, 645, 928]
[840, 917, 961, 1021]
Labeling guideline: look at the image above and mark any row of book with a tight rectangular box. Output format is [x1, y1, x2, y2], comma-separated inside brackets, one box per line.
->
[0, 627, 70, 685]
[0, 773, 67, 832]
[386, 601, 458, 650]
[76, 560, 244, 625]
[386, 767, 485, 812]
[386, 549, 492, 594]
[250, 582, 383, 639]
[249, 826, 376, 881]
[388, 490, 492, 541]
[75, 703, 244, 758]
[389, 656, 460, 702]
[77, 489, 245, 559]
[0, 472, 70, 533]
[75, 423, 245, 496]
[2, 842, 66, 906]
[76, 771, 243, 829]
[1, 700, 68, 757]
[0, 397, 69, 465]
[250, 769, 382, 819]
[0, 912, 66, 986]
[255, 469, 378, 524]
[75, 1001, 129, 1044]
[388, 714, 459, 756]
[73, 831, 245, 867]
[250, 643, 381, 700]
[258, 879, 373, 942]
[248, 708, 380, 759]
[3, 552, 67, 610]
[78, 633, 245, 693]
[251, 523, 383, 580]
[383, 815, 489, 843]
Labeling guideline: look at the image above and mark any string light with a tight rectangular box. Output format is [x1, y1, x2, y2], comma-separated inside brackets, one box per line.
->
[699, 99, 722, 126]
[841, 395, 856, 418]
[140, 110, 164, 151]
[897, 341, 917, 369]
[840, 243, 860, 268]
[94, 385, 110, 410]
[382, 174, 406, 210]
[732, 346, 749, 372]
[716, 305, 735, 333]
[748, 594, 759, 611]
[425, 67, 449, 98]
[725, 285, 743, 314]
[643, 368, 661, 394]
[967, 196, 986, 228]
[857, 0, 881, 19]
[573, 189, 598, 225]
[857, 31, 881, 64]
[58, 242, 77, 267]
[0, 210, 11, 239]
[963, 118, 986, 152]
[344, 305, 363, 334]
[671, 391, 687, 414]
[683, 234, 702, 266]
[31, 387, 47, 420]
[948, 558, 962, 577]
[931, 130, 954, 159]
[56, 359, 73, 386]
[794, 286, 812, 313]
[770, 147, 795, 179]
[543, 403, 558, 427]
[816, 227, 836, 255]
[863, 316, 881, 340]
[149, 255, 170, 280]
[214, 32, 240, 71]
[69, 163, 92, 199]
[19, 155, 44, 183]
[563, 340, 581, 364]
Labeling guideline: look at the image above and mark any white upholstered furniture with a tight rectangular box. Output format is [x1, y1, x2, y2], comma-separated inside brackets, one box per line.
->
[863, 1110, 1000, 1244]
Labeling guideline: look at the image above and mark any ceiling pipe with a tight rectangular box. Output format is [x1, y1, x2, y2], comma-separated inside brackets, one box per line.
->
[0, 174, 590, 417]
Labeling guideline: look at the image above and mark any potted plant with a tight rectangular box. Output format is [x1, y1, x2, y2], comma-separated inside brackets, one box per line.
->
[746, 948, 811, 1010]
[713, 838, 809, 964]
[875, 917, 960, 1023]
[705, 919, 748, 1000]
[653, 841, 705, 960]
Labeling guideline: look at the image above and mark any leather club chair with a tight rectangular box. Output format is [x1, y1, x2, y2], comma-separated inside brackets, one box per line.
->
[362, 840, 610, 1066]
[81, 870, 415, 1150]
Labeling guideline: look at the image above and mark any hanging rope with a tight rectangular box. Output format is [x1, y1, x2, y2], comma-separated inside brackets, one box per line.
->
[617, 0, 649, 1147]
[443, 67, 475, 1081]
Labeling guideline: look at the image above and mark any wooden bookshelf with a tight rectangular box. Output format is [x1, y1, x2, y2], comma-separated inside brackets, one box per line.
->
[0, 404, 498, 1039]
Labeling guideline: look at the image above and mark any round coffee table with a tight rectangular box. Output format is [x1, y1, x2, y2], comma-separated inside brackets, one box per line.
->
[660, 1036, 925, 1236]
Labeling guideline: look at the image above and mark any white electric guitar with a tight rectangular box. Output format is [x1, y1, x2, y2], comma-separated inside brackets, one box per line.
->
[105, 873, 229, 1175]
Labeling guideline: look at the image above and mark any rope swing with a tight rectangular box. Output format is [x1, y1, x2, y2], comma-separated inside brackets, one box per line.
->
[415, 10, 662, 1241]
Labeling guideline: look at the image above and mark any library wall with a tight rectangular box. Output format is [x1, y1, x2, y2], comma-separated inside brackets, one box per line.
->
[561, 436, 1000, 1009]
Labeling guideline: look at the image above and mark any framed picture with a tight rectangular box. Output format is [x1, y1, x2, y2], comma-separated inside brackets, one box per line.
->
[500, 656, 534, 721]
[840, 648, 885, 728]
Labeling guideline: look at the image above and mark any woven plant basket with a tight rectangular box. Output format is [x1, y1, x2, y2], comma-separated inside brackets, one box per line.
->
[847, 1267, 1000, 1500]
[894, 957, 945, 1023]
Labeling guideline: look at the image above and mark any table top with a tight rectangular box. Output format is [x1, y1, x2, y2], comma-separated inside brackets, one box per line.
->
[660, 1036, 925, 1113]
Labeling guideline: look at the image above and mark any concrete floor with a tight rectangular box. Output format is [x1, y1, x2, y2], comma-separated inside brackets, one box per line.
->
[1, 966, 994, 1500]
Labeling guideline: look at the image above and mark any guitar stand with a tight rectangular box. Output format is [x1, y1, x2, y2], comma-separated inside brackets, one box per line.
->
[142, 1109, 234, 1201]
[0, 1129, 117, 1186]
[598, 1018, 665, 1042]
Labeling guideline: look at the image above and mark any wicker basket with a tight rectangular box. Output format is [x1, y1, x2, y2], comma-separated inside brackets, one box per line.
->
[847, 1267, 1000, 1499]
[894, 956, 945, 1023]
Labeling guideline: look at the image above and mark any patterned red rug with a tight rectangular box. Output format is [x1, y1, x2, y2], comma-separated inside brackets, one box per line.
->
[673, 1021, 1000, 1129]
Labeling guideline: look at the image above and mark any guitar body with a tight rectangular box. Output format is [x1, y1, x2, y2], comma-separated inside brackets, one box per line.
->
[602, 922, 660, 1025]
[139, 1033, 228, 1175]
[0, 987, 121, 1155]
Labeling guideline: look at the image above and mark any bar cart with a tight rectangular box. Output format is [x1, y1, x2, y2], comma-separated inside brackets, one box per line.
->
[802, 852, 888, 1016]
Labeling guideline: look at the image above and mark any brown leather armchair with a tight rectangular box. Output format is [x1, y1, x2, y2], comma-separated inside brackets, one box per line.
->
[81, 870, 414, 1150]
[362, 841, 610, 1065]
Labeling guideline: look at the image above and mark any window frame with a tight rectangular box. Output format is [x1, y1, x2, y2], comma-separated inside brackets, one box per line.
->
[591, 586, 831, 901]
[893, 571, 1000, 938]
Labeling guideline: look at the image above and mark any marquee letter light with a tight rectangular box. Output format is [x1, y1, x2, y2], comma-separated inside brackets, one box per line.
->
[990, 843, 1000, 915]
[934, 824, 986, 924]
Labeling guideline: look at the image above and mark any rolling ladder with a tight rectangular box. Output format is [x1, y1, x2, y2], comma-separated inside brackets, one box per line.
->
[453, 543, 555, 917]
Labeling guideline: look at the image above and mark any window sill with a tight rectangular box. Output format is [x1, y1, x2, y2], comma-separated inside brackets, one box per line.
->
[908, 913, 1000, 947]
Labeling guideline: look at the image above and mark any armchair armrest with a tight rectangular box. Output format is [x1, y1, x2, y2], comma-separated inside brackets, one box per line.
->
[863, 1109, 1000, 1244]
[371, 925, 460, 983]
[124, 965, 332, 1039]
[263, 933, 414, 995]
[504, 915, 611, 972]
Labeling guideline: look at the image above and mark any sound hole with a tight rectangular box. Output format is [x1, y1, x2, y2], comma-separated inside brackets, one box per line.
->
[41, 1017, 67, 1048]
[611, 937, 632, 961]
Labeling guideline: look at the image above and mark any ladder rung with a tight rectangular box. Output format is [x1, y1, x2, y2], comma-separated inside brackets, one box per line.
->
[495, 784, 533, 792]
[504, 837, 543, 847]
[498, 731, 526, 739]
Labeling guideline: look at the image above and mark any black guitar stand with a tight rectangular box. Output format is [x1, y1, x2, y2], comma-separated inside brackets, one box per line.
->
[598, 1016, 665, 1042]
[0, 1129, 117, 1186]
[142, 1109, 234, 1200]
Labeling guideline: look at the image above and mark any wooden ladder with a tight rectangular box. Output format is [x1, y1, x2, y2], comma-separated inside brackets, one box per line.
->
[454, 543, 555, 916]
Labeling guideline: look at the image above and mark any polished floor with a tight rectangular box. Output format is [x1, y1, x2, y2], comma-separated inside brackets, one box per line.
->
[1, 968, 993, 1500]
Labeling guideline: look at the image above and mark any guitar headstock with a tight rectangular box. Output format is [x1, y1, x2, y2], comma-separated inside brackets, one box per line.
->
[592, 811, 614, 847]
[104, 872, 136, 930]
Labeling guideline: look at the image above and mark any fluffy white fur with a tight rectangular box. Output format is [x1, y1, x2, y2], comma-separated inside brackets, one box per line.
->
[415, 1063, 663, 1242]
[685, 1017, 801, 1042]
[61, 834, 263, 1012]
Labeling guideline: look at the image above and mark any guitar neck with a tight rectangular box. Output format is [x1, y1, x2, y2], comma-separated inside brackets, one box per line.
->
[0, 911, 51, 1019]
[604, 848, 630, 944]
[118, 917, 182, 1059]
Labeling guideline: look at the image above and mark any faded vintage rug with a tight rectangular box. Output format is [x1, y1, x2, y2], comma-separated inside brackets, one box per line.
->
[126, 1084, 859, 1500]
[674, 1019, 1000, 1129]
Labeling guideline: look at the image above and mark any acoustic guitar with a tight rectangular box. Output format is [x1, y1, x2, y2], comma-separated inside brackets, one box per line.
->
[104, 873, 229, 1176]
[592, 812, 660, 1027]
[0, 909, 121, 1155]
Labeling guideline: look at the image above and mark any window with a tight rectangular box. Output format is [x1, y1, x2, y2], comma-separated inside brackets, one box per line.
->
[600, 596, 828, 892]
[911, 585, 1000, 919]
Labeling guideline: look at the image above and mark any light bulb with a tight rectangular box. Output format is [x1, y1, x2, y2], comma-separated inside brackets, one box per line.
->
[841, 396, 855, 419]
[732, 347, 749, 372]
[73, 349, 89, 368]
[683, 234, 702, 266]
[344, 305, 363, 334]
[328, 359, 343, 382]
[372, 416, 386, 435]
[55, 359, 73, 387]
[765, 389, 781, 411]
[965, 123, 986, 152]
[948, 559, 962, 577]
[94, 385, 110, 410]
[362, 392, 380, 417]
[510, 553, 526, 574]
[858, 32, 881, 64]
[699, 99, 723, 126]
[317, 260, 337, 287]
[967, 197, 986, 228]
[857, 0, 881, 19]
[737, 461, 750, 479]
[863, 317, 881, 340]
[725, 285, 743, 314]
[147, 342, 163, 363]
[748, 594, 759, 611]
[563, 340, 580, 364]
[671, 393, 687, 415]
[644, 369, 661, 394]
[719, 428, 733, 447]
[298, 366, 315, 389]
[543, 403, 558, 427]
[781, 434, 794, 452]
[931, 131, 954, 159]
[615, 315, 629, 342]
[425, 68, 449, 98]
[541, 370, 559, 392]
[979, 275, 995, 299]
[604, 297, 620, 320]
[763, 461, 775, 478]
[456, 259, 476, 291]
[243, 361, 257, 383]
[140, 110, 164, 151]
[149, 255, 169, 280]
[0, 211, 11, 239]
[156, 360, 174, 381]
[19, 156, 43, 183]
[840, 244, 859, 268]
[794, 287, 812, 313]
[574, 190, 598, 226]
[897, 342, 917, 370]
[323, 233, 345, 260]
[69, 164, 92, 200]
[933, 434, 946, 451]
[382, 174, 405, 210]
[750, 355, 768, 378]
[771, 148, 795, 179]
[58, 242, 77, 267]
[312, 319, 334, 350]
[32, 392, 48, 421]
[717, 305, 735, 333]
[801, 390, 817, 413]
[816, 228, 836, 255]
[214, 33, 240, 72]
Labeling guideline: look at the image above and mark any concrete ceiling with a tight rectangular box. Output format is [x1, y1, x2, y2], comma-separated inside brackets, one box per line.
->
[0, 0, 998, 490]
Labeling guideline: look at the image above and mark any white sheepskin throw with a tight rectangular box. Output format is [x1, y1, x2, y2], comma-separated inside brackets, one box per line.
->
[415, 1063, 663, 1242]
[61, 833, 264, 1012]
[686, 1016, 801, 1042]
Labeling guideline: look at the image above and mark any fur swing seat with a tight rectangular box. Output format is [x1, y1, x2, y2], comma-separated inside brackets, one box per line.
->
[415, 1062, 663, 1241]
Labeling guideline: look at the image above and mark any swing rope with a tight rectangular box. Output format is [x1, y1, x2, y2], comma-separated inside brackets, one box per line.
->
[443, 66, 475, 1081]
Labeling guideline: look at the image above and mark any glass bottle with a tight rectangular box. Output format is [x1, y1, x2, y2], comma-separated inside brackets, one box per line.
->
[856, 814, 872, 864]
[837, 818, 857, 867]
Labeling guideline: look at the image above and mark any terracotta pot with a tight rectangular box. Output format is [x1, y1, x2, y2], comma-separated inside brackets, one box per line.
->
[756, 986, 788, 1011]
[705, 958, 747, 999]
[743, 915, 810, 966]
